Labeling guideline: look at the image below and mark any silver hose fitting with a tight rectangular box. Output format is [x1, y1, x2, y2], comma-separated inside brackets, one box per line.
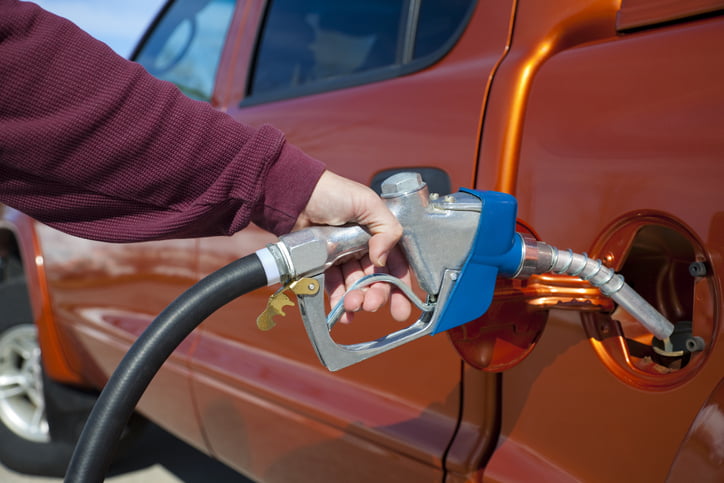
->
[522, 241, 675, 340]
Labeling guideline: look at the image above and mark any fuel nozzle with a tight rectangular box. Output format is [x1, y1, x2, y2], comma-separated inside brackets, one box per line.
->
[513, 235, 676, 341]
[261, 172, 680, 370]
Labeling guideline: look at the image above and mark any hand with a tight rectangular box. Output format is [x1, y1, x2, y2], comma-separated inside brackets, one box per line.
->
[294, 171, 412, 322]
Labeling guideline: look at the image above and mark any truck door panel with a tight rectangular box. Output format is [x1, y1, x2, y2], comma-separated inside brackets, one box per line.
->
[189, 0, 515, 480]
[487, 15, 724, 481]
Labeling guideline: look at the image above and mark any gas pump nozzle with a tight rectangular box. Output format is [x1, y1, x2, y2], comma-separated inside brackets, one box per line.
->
[262, 173, 676, 371]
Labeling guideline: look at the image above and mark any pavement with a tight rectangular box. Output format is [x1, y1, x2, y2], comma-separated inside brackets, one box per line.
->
[0, 423, 253, 482]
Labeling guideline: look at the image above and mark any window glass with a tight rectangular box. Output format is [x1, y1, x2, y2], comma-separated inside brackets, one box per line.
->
[251, 0, 405, 95]
[135, 0, 236, 101]
[414, 0, 473, 59]
[250, 0, 475, 99]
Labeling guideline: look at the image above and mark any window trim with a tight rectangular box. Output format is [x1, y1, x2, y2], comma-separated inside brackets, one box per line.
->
[130, 0, 176, 61]
[617, 0, 724, 32]
[130, 0, 238, 102]
[401, 0, 422, 63]
[241, 0, 478, 106]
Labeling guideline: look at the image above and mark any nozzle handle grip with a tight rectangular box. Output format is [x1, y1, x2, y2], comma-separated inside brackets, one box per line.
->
[275, 225, 371, 280]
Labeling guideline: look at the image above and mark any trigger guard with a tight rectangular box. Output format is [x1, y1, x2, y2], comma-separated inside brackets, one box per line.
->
[296, 271, 459, 371]
[327, 273, 433, 330]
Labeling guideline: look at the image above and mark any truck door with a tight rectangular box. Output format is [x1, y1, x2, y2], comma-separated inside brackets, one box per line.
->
[474, 1, 724, 480]
[184, 0, 516, 481]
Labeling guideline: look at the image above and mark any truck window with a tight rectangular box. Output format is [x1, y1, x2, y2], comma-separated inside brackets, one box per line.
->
[134, 0, 236, 101]
[249, 0, 475, 99]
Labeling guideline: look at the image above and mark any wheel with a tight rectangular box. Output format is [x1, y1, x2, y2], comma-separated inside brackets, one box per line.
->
[0, 276, 72, 476]
[0, 324, 48, 443]
[0, 276, 145, 476]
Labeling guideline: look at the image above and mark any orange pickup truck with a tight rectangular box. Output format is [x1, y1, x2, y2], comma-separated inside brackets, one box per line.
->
[1, 0, 722, 481]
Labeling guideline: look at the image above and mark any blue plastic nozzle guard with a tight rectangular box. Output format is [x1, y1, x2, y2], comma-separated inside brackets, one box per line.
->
[431, 189, 522, 335]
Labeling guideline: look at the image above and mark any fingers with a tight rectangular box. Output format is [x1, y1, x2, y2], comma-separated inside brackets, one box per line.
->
[325, 257, 372, 324]
[367, 230, 397, 268]
[326, 247, 412, 324]
[341, 255, 390, 321]
[385, 248, 413, 321]
[355, 194, 402, 268]
[325, 265, 351, 321]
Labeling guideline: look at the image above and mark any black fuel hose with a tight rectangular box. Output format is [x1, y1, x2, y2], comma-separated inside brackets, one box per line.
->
[64, 253, 269, 483]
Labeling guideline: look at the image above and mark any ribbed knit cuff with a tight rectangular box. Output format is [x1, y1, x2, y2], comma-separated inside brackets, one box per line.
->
[252, 141, 326, 235]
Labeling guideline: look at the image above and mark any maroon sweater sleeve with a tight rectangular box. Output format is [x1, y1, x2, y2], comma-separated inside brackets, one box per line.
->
[0, 0, 325, 242]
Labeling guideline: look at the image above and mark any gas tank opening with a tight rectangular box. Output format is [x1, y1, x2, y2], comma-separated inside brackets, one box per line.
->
[584, 215, 716, 390]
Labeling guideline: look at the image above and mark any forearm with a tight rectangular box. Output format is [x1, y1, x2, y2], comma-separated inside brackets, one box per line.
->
[0, 0, 324, 241]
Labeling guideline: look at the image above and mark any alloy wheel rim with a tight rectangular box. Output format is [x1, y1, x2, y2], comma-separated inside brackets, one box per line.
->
[0, 324, 50, 443]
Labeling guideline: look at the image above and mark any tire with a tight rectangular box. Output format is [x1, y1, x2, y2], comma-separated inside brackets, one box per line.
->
[0, 276, 145, 477]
